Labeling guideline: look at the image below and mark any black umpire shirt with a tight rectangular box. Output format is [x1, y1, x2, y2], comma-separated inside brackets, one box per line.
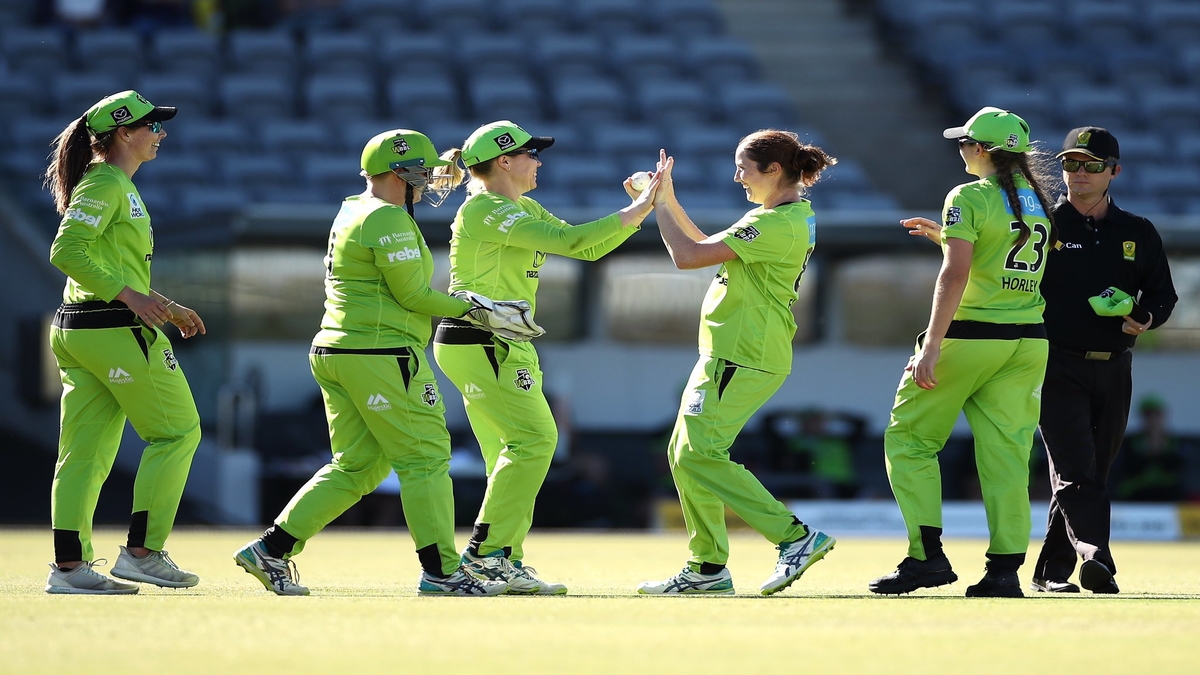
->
[1042, 195, 1177, 353]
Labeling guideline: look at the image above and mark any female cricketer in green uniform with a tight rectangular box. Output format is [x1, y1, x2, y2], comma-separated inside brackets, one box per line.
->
[234, 129, 536, 596]
[44, 90, 205, 594]
[638, 132, 838, 596]
[869, 107, 1057, 598]
[433, 121, 657, 594]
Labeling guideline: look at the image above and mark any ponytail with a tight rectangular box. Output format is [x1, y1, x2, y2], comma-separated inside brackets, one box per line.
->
[990, 148, 1058, 249]
[44, 116, 114, 215]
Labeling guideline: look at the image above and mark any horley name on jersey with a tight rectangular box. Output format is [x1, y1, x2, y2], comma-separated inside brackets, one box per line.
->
[1002, 276, 1039, 293]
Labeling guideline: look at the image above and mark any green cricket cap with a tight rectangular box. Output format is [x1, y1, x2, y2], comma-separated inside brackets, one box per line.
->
[460, 120, 554, 167]
[85, 90, 176, 134]
[361, 129, 449, 176]
[943, 106, 1032, 153]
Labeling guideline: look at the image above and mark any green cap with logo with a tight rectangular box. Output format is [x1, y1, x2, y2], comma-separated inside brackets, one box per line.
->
[361, 129, 449, 176]
[85, 90, 177, 134]
[461, 120, 555, 167]
[942, 106, 1032, 153]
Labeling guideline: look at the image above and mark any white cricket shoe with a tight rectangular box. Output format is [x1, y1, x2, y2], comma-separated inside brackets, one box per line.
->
[637, 567, 735, 595]
[112, 546, 200, 588]
[513, 561, 568, 595]
[45, 560, 139, 595]
[418, 566, 509, 596]
[760, 528, 836, 596]
[234, 540, 309, 596]
[460, 548, 542, 594]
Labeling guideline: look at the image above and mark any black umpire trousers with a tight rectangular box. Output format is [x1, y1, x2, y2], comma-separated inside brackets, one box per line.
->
[1032, 347, 1132, 581]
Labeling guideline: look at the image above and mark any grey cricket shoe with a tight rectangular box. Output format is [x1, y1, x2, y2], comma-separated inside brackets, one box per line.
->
[46, 560, 139, 595]
[512, 560, 568, 595]
[111, 545, 200, 588]
[234, 539, 309, 596]
[418, 566, 509, 596]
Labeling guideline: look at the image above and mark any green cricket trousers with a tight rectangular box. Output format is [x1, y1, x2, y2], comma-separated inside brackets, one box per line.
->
[49, 301, 200, 563]
[434, 319, 557, 561]
[669, 356, 808, 567]
[273, 346, 459, 576]
[885, 323, 1048, 561]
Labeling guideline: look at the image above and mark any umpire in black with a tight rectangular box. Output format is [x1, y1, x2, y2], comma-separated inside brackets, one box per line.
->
[1031, 127, 1177, 594]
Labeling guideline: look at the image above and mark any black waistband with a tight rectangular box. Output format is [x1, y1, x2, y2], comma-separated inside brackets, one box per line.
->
[433, 318, 494, 345]
[53, 301, 139, 329]
[1049, 344, 1128, 361]
[310, 345, 415, 356]
[944, 321, 1047, 340]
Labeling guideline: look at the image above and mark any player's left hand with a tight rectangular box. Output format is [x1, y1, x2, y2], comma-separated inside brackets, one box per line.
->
[1121, 311, 1152, 336]
[907, 343, 940, 390]
[165, 302, 206, 339]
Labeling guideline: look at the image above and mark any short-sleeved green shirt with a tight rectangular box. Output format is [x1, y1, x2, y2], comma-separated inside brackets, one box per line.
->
[49, 163, 153, 303]
[940, 174, 1050, 325]
[313, 195, 470, 350]
[448, 191, 635, 316]
[700, 201, 816, 375]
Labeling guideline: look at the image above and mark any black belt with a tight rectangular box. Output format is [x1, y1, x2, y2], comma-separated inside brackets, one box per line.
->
[310, 345, 415, 356]
[433, 318, 493, 345]
[918, 321, 1047, 346]
[1050, 344, 1127, 361]
[53, 300, 139, 329]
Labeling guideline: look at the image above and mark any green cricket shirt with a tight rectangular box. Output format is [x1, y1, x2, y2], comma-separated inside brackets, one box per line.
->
[941, 173, 1050, 325]
[49, 162, 153, 303]
[447, 191, 633, 315]
[702, 201, 817, 375]
[313, 195, 470, 349]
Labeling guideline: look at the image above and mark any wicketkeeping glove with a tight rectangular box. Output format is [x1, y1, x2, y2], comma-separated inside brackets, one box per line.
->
[452, 290, 546, 342]
[1088, 286, 1134, 317]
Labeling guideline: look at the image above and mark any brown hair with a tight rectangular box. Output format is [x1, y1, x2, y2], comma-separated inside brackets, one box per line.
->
[990, 147, 1058, 249]
[739, 129, 837, 192]
[44, 116, 114, 215]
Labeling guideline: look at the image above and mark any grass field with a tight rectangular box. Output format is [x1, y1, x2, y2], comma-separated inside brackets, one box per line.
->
[2, 528, 1198, 674]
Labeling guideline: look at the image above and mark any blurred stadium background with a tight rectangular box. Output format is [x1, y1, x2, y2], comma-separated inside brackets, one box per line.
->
[1, 0, 1198, 536]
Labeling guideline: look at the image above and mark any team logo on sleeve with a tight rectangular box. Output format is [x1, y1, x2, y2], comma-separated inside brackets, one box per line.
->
[493, 133, 517, 151]
[162, 349, 178, 371]
[110, 106, 133, 125]
[732, 226, 760, 242]
[422, 383, 439, 407]
[1122, 241, 1136, 261]
[945, 206, 962, 226]
[1005, 134, 1019, 149]
[392, 138, 410, 155]
[685, 389, 705, 415]
[513, 368, 535, 391]
[127, 193, 145, 219]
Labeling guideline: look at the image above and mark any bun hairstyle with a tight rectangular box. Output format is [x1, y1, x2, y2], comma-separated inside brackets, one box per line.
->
[740, 129, 837, 191]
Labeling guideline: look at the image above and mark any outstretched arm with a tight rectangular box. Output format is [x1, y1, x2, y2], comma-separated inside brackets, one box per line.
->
[654, 151, 738, 270]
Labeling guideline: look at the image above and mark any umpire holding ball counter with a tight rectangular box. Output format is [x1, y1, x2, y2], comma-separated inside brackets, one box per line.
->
[1030, 127, 1177, 595]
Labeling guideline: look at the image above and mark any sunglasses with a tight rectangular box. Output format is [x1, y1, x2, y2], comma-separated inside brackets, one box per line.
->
[1061, 158, 1114, 173]
[133, 120, 163, 133]
[508, 148, 539, 160]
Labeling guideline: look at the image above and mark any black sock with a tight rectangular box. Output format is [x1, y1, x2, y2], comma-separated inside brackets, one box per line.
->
[699, 562, 726, 575]
[54, 529, 83, 564]
[467, 523, 490, 556]
[262, 524, 299, 559]
[985, 552, 1025, 575]
[919, 525, 945, 560]
[127, 511, 149, 549]
[416, 543, 448, 578]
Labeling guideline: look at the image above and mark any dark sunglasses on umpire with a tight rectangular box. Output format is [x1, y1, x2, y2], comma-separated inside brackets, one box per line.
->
[1061, 158, 1113, 173]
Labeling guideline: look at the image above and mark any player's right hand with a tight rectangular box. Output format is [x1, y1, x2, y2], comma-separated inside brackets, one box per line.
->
[901, 217, 942, 244]
[117, 287, 171, 328]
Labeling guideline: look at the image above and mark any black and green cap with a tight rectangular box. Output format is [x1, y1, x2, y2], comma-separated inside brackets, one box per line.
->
[943, 106, 1032, 153]
[361, 129, 449, 176]
[461, 120, 554, 167]
[1057, 127, 1120, 162]
[85, 90, 176, 134]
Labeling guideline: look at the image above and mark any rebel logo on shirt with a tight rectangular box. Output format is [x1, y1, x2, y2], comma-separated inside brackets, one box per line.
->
[110, 106, 133, 124]
[393, 138, 410, 155]
[65, 208, 102, 228]
[494, 133, 517, 151]
[386, 247, 421, 262]
[732, 226, 760, 242]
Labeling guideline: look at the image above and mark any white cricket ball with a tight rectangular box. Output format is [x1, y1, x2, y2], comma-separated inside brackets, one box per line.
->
[630, 171, 652, 192]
